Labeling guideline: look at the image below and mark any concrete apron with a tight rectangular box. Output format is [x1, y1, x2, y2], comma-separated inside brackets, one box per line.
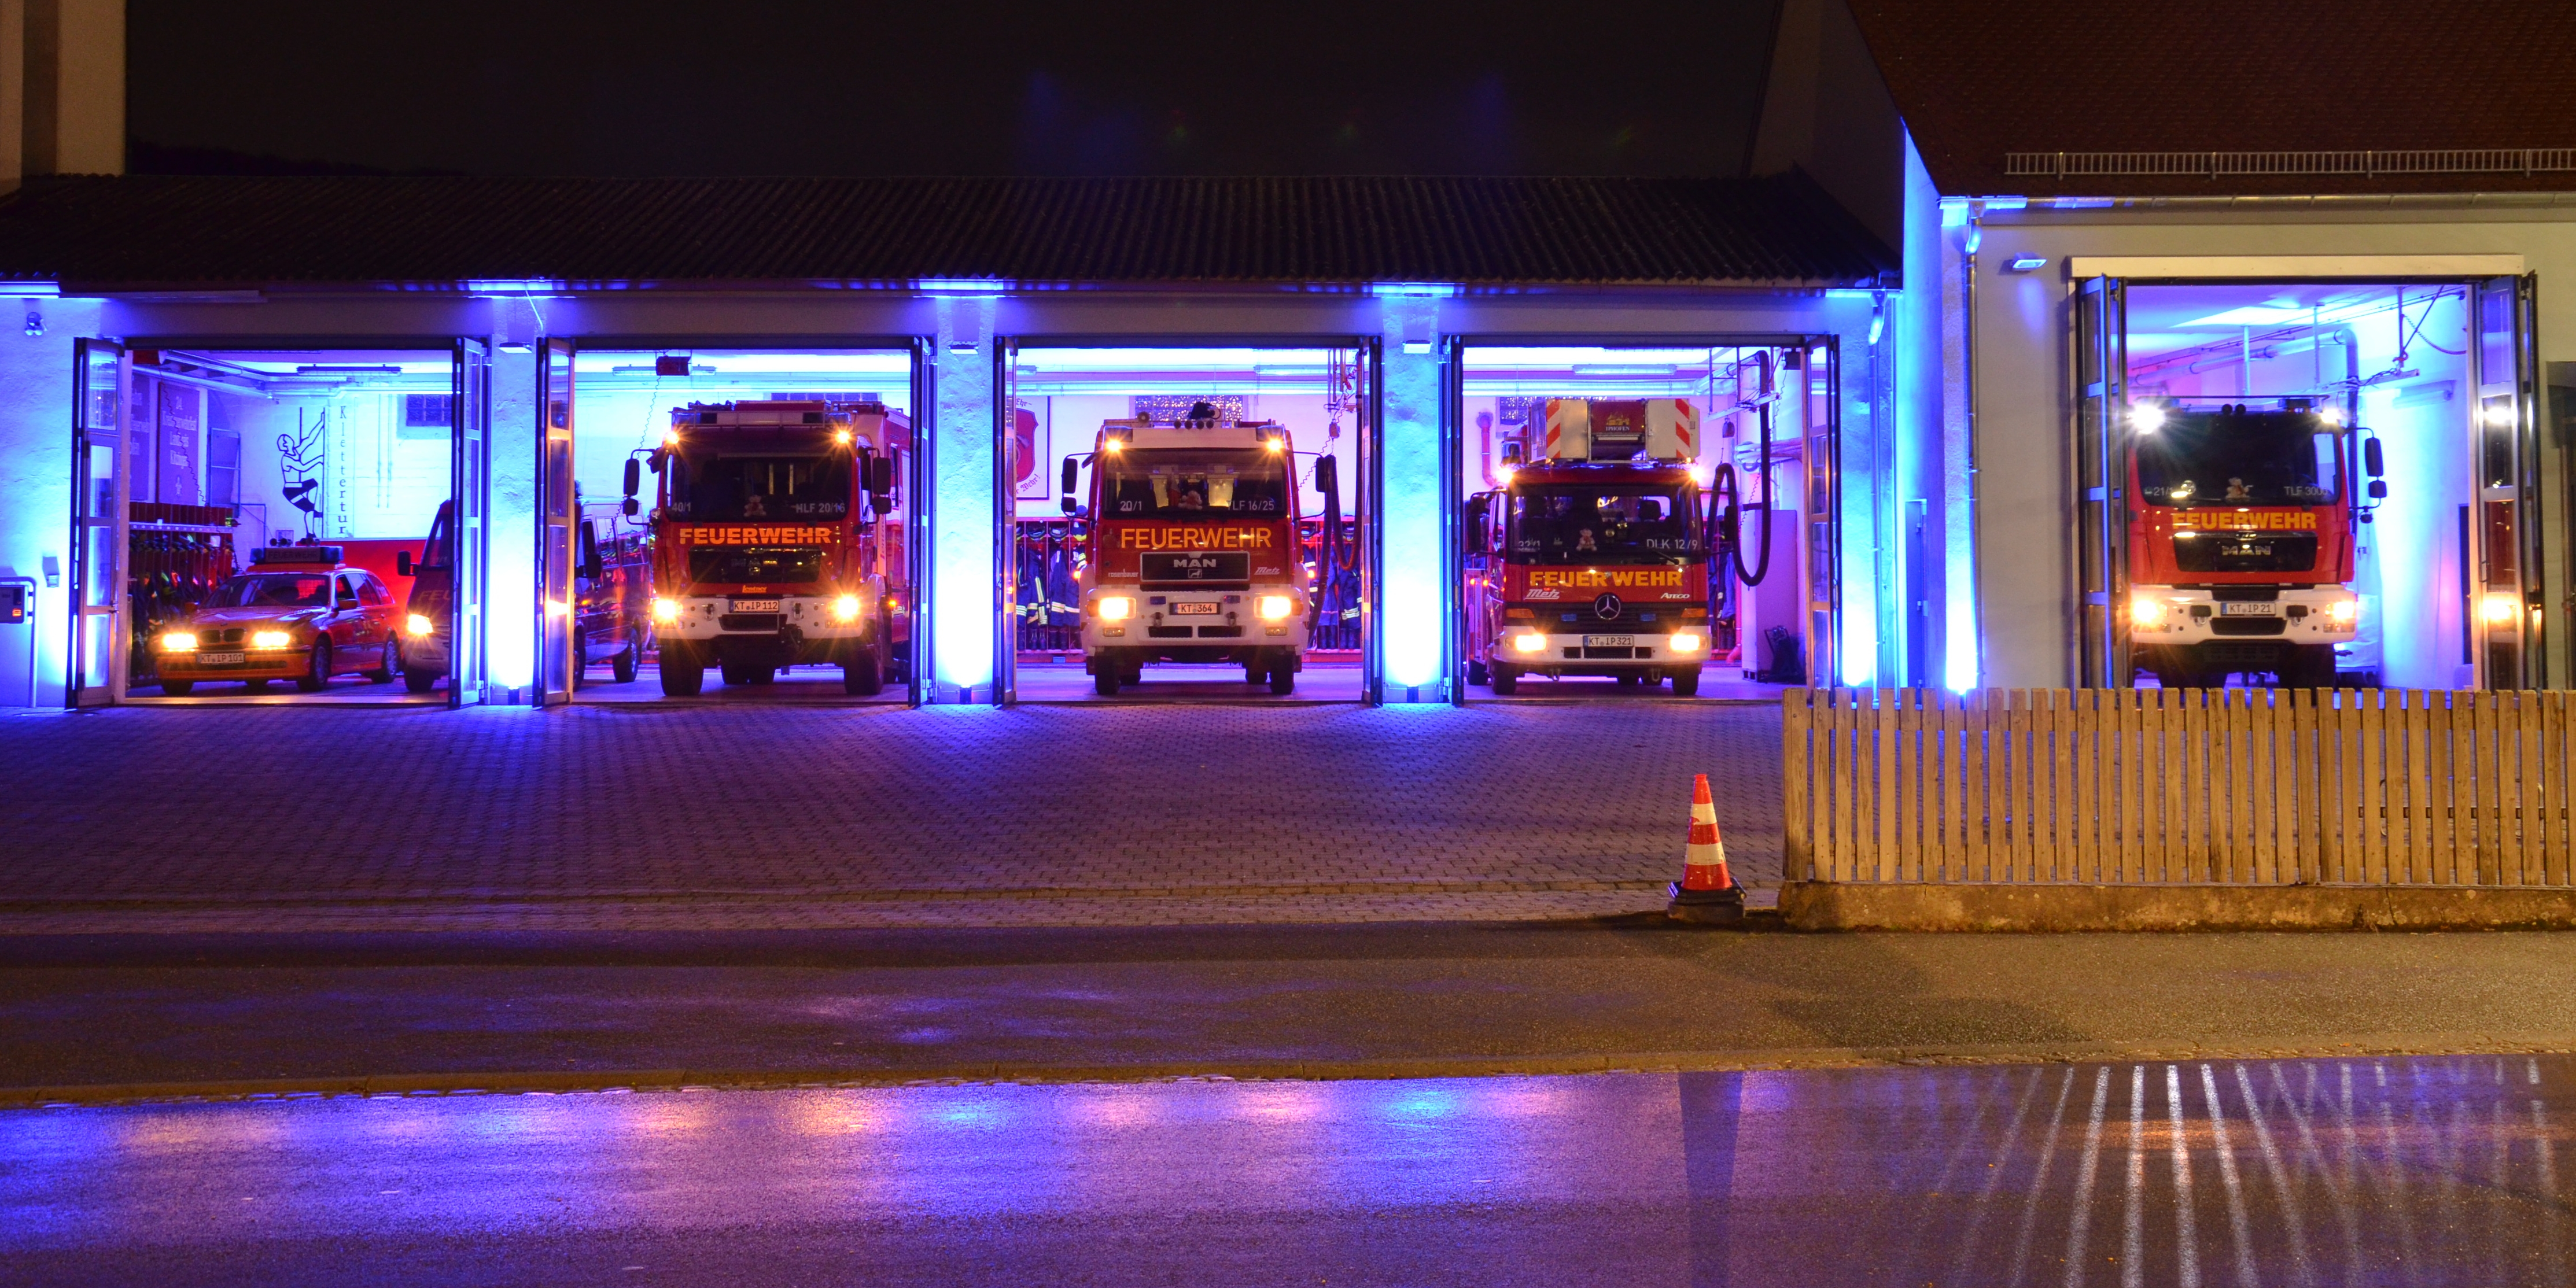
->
[1781, 881, 2576, 932]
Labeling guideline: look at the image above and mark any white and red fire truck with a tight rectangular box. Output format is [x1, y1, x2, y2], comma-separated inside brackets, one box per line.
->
[631, 400, 908, 696]
[2125, 398, 2369, 688]
[1063, 409, 1325, 695]
[1462, 398, 1714, 696]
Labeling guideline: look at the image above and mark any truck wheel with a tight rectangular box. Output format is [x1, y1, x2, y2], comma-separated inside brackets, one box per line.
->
[1671, 670, 1701, 697]
[844, 648, 884, 696]
[611, 630, 640, 684]
[296, 641, 331, 693]
[2282, 645, 2337, 689]
[1491, 664, 1519, 696]
[661, 643, 706, 697]
[1093, 668, 1121, 696]
[1616, 673, 1640, 689]
[160, 678, 194, 696]
[1269, 667, 1295, 696]
[404, 667, 438, 695]
[1467, 658, 1488, 685]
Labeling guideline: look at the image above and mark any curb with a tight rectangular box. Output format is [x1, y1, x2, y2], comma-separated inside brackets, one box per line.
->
[12, 1034, 2576, 1108]
[1781, 881, 2576, 932]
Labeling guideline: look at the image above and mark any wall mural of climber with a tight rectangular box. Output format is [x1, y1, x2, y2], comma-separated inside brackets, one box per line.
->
[277, 408, 325, 540]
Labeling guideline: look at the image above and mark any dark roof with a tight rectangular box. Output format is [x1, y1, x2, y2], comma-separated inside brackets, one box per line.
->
[0, 174, 1893, 291]
[1849, 1, 2576, 198]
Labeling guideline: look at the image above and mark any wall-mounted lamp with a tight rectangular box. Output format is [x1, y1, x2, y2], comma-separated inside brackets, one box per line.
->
[22, 309, 42, 337]
[42, 555, 61, 588]
[2003, 255, 2050, 274]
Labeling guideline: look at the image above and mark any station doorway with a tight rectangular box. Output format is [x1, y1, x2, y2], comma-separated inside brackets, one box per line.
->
[1451, 341, 1841, 702]
[2078, 276, 2544, 691]
[69, 342, 488, 707]
[564, 345, 925, 705]
[996, 342, 1377, 703]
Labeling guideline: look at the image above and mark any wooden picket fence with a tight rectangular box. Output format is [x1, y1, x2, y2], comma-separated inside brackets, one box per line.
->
[1783, 688, 2576, 886]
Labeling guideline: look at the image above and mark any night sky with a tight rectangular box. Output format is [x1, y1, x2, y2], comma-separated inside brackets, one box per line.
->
[128, 1, 1781, 177]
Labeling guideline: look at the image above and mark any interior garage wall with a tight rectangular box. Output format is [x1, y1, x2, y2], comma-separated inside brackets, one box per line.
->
[0, 303, 91, 704]
[1964, 207, 2576, 690]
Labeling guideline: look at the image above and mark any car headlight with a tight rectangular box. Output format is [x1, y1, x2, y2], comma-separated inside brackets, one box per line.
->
[252, 630, 294, 649]
[159, 631, 197, 651]
[831, 593, 863, 623]
[1096, 596, 1135, 622]
[1512, 632, 1547, 654]
[1670, 632, 1704, 653]
[1256, 595, 1294, 621]
[2128, 595, 2168, 631]
[651, 597, 682, 623]
[405, 613, 435, 637]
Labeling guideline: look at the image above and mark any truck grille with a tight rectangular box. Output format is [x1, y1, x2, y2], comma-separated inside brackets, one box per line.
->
[1196, 626, 1244, 639]
[718, 613, 783, 632]
[2209, 619, 2287, 637]
[1147, 626, 1195, 639]
[1546, 606, 1693, 630]
[2175, 534, 2318, 574]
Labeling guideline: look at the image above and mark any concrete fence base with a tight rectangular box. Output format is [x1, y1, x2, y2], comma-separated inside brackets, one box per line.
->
[1779, 882, 2576, 932]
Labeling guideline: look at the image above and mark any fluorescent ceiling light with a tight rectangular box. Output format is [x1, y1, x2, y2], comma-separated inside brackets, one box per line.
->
[2179, 307, 2315, 327]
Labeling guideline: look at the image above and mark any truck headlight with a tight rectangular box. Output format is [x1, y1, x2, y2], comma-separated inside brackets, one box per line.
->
[2327, 599, 2358, 626]
[159, 631, 196, 651]
[1670, 632, 1704, 653]
[1512, 632, 1547, 654]
[2482, 593, 2520, 625]
[1097, 596, 1135, 621]
[405, 614, 435, 637]
[831, 593, 863, 623]
[651, 597, 681, 623]
[2129, 595, 2168, 631]
[252, 630, 293, 649]
[1256, 595, 1294, 621]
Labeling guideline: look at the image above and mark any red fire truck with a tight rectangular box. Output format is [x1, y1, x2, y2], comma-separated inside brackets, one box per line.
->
[2126, 398, 2368, 689]
[1063, 409, 1326, 696]
[1462, 399, 1715, 696]
[629, 400, 907, 696]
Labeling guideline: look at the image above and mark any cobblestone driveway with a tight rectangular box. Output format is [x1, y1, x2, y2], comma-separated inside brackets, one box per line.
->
[1, 699, 1782, 930]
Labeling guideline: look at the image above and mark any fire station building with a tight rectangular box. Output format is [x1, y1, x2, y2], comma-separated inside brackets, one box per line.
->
[0, 0, 2570, 710]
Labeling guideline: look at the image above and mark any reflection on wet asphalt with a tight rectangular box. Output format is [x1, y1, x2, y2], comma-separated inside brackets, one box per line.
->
[5, 1054, 2568, 1286]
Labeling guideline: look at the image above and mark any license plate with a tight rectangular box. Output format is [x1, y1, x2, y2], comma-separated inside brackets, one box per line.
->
[731, 599, 781, 612]
[1584, 635, 1635, 648]
[197, 652, 244, 665]
[1170, 601, 1220, 615]
[2219, 602, 2278, 617]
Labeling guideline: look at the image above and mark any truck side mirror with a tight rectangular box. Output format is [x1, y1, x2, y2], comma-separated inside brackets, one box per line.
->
[2368, 480, 2389, 500]
[1464, 495, 1490, 553]
[622, 458, 641, 499]
[622, 497, 639, 517]
[1314, 454, 1339, 497]
[1059, 456, 1080, 504]
[2363, 436, 2385, 478]
[869, 455, 895, 495]
[396, 551, 413, 577]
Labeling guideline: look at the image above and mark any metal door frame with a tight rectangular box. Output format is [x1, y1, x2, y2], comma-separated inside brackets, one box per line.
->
[536, 337, 577, 706]
[67, 338, 128, 707]
[450, 338, 492, 706]
[1442, 333, 1845, 703]
[989, 334, 1385, 706]
[2073, 276, 2129, 688]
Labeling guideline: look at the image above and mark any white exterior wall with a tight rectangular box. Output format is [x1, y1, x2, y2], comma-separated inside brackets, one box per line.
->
[0, 285, 1885, 706]
[1953, 201, 2576, 689]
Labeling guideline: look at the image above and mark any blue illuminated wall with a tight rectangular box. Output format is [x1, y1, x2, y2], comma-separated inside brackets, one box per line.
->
[484, 342, 538, 697]
[1374, 293, 1446, 696]
[932, 294, 997, 699]
[0, 301, 95, 706]
[1900, 131, 1974, 691]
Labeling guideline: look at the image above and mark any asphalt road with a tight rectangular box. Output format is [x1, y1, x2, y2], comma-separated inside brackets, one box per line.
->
[8, 925, 2576, 1095]
[6, 1055, 2568, 1286]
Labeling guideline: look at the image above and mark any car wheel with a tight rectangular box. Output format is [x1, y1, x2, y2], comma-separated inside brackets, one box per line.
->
[366, 634, 397, 683]
[296, 640, 331, 693]
[160, 678, 195, 696]
[611, 630, 640, 684]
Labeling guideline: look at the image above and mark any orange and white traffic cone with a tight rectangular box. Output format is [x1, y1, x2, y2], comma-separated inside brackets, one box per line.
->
[1667, 773, 1745, 924]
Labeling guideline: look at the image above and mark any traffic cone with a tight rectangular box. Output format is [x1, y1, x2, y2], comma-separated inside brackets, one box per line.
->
[1667, 773, 1745, 924]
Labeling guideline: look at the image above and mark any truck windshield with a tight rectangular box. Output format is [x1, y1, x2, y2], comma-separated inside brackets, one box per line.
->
[686, 547, 827, 585]
[667, 455, 850, 521]
[1099, 448, 1288, 518]
[1506, 485, 1701, 564]
[2137, 411, 2337, 506]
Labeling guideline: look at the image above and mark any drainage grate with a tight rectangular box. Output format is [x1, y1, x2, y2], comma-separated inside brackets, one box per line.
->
[2005, 149, 2576, 179]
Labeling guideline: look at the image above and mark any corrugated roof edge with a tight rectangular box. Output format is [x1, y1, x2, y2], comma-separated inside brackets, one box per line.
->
[0, 172, 1899, 290]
